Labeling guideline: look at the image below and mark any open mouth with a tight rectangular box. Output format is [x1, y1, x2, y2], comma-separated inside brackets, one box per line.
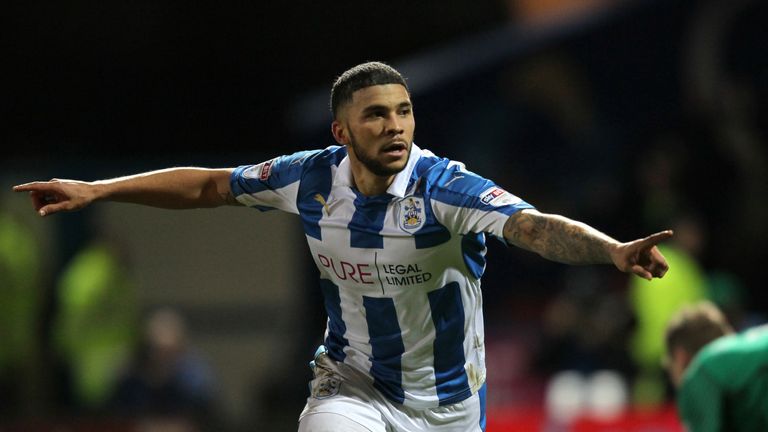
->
[381, 141, 408, 154]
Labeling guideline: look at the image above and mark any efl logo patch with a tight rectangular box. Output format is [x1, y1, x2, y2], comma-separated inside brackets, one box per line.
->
[398, 196, 425, 234]
[243, 159, 275, 181]
[259, 159, 274, 181]
[479, 187, 522, 207]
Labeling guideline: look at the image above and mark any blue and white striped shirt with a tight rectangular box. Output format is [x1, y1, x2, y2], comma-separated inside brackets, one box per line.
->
[231, 144, 534, 409]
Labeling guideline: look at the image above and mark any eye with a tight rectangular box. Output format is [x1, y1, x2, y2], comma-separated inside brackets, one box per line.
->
[399, 107, 412, 116]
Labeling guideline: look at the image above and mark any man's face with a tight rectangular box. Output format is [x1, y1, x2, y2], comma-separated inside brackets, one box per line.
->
[332, 84, 415, 177]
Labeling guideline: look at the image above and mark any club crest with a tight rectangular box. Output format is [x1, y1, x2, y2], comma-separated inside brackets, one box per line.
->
[398, 197, 425, 234]
[312, 375, 341, 399]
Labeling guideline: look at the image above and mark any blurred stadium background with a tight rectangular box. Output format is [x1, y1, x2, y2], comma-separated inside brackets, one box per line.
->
[2, 0, 766, 430]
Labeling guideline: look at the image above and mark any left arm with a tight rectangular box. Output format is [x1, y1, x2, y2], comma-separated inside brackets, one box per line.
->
[503, 209, 672, 280]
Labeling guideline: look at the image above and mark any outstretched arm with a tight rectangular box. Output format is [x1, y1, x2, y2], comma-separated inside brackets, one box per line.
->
[503, 209, 672, 280]
[12, 167, 239, 216]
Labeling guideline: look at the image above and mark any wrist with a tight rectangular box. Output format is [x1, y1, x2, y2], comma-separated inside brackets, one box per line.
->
[89, 180, 110, 202]
[604, 240, 622, 265]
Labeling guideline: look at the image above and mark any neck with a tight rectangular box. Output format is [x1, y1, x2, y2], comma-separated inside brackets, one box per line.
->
[349, 162, 394, 196]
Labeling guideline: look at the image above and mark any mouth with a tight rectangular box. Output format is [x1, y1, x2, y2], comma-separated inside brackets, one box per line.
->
[381, 141, 408, 156]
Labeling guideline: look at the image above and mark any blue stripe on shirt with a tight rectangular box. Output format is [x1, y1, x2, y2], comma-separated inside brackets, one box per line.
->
[363, 295, 405, 404]
[407, 155, 453, 249]
[461, 233, 487, 279]
[349, 193, 388, 249]
[296, 149, 343, 240]
[319, 279, 348, 362]
[428, 282, 471, 405]
[479, 382, 487, 431]
[413, 193, 451, 249]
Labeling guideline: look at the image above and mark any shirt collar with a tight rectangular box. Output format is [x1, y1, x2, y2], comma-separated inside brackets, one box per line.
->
[335, 143, 423, 198]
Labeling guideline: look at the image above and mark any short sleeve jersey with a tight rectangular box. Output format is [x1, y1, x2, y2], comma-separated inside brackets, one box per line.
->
[230, 144, 534, 409]
[678, 325, 768, 432]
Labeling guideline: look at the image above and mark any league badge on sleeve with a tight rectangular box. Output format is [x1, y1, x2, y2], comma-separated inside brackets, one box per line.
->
[479, 186, 522, 207]
[243, 159, 275, 181]
[398, 197, 425, 234]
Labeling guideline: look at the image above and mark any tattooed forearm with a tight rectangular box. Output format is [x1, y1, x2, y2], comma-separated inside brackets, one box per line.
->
[503, 210, 618, 264]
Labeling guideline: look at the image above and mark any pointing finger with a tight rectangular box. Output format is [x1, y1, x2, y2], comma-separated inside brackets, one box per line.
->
[13, 182, 56, 193]
[637, 229, 674, 249]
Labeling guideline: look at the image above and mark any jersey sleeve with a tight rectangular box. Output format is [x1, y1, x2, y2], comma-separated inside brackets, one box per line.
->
[678, 366, 723, 432]
[428, 162, 534, 241]
[230, 150, 317, 214]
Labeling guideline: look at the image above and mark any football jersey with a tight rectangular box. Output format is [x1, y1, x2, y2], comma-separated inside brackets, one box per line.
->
[230, 143, 534, 409]
[678, 325, 768, 432]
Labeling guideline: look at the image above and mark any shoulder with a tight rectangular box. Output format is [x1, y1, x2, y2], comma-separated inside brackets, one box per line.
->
[414, 151, 489, 193]
[684, 328, 768, 385]
[277, 145, 347, 169]
[237, 146, 345, 176]
[417, 154, 518, 211]
[231, 146, 345, 192]
[414, 153, 523, 214]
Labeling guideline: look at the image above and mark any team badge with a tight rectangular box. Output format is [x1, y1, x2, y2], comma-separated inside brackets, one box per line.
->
[312, 375, 341, 399]
[479, 186, 522, 207]
[398, 197, 425, 234]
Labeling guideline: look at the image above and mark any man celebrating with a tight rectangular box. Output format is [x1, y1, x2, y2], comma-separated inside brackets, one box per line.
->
[14, 62, 671, 431]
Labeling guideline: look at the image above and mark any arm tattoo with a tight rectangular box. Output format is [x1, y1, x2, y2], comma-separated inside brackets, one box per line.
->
[503, 211, 616, 264]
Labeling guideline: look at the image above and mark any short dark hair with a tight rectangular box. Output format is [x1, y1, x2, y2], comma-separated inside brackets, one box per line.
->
[330, 61, 408, 119]
[665, 301, 734, 360]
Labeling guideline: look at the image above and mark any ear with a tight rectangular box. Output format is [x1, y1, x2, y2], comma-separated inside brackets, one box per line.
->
[673, 346, 692, 369]
[331, 120, 349, 145]
[667, 346, 693, 387]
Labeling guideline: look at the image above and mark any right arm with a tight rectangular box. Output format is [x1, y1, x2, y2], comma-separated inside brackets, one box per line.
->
[12, 167, 240, 216]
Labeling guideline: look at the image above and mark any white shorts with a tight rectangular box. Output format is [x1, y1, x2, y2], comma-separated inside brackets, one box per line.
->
[298, 349, 486, 432]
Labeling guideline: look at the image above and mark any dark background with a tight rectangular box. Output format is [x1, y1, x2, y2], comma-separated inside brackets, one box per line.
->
[4, 1, 507, 161]
[5, 0, 766, 300]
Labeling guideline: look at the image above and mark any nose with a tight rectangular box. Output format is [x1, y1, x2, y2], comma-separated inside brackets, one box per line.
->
[384, 113, 404, 136]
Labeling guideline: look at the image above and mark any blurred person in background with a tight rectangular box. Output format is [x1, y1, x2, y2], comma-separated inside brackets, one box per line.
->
[110, 307, 217, 432]
[628, 213, 709, 405]
[53, 240, 139, 411]
[13, 61, 672, 432]
[664, 301, 768, 431]
[0, 210, 43, 418]
[539, 267, 635, 377]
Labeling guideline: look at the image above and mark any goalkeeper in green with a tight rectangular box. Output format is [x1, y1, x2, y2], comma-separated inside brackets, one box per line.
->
[664, 301, 768, 431]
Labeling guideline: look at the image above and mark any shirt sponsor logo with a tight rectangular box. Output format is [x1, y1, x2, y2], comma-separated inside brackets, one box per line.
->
[317, 253, 433, 287]
[317, 254, 374, 284]
[398, 196, 424, 234]
[479, 186, 521, 207]
[382, 262, 432, 286]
